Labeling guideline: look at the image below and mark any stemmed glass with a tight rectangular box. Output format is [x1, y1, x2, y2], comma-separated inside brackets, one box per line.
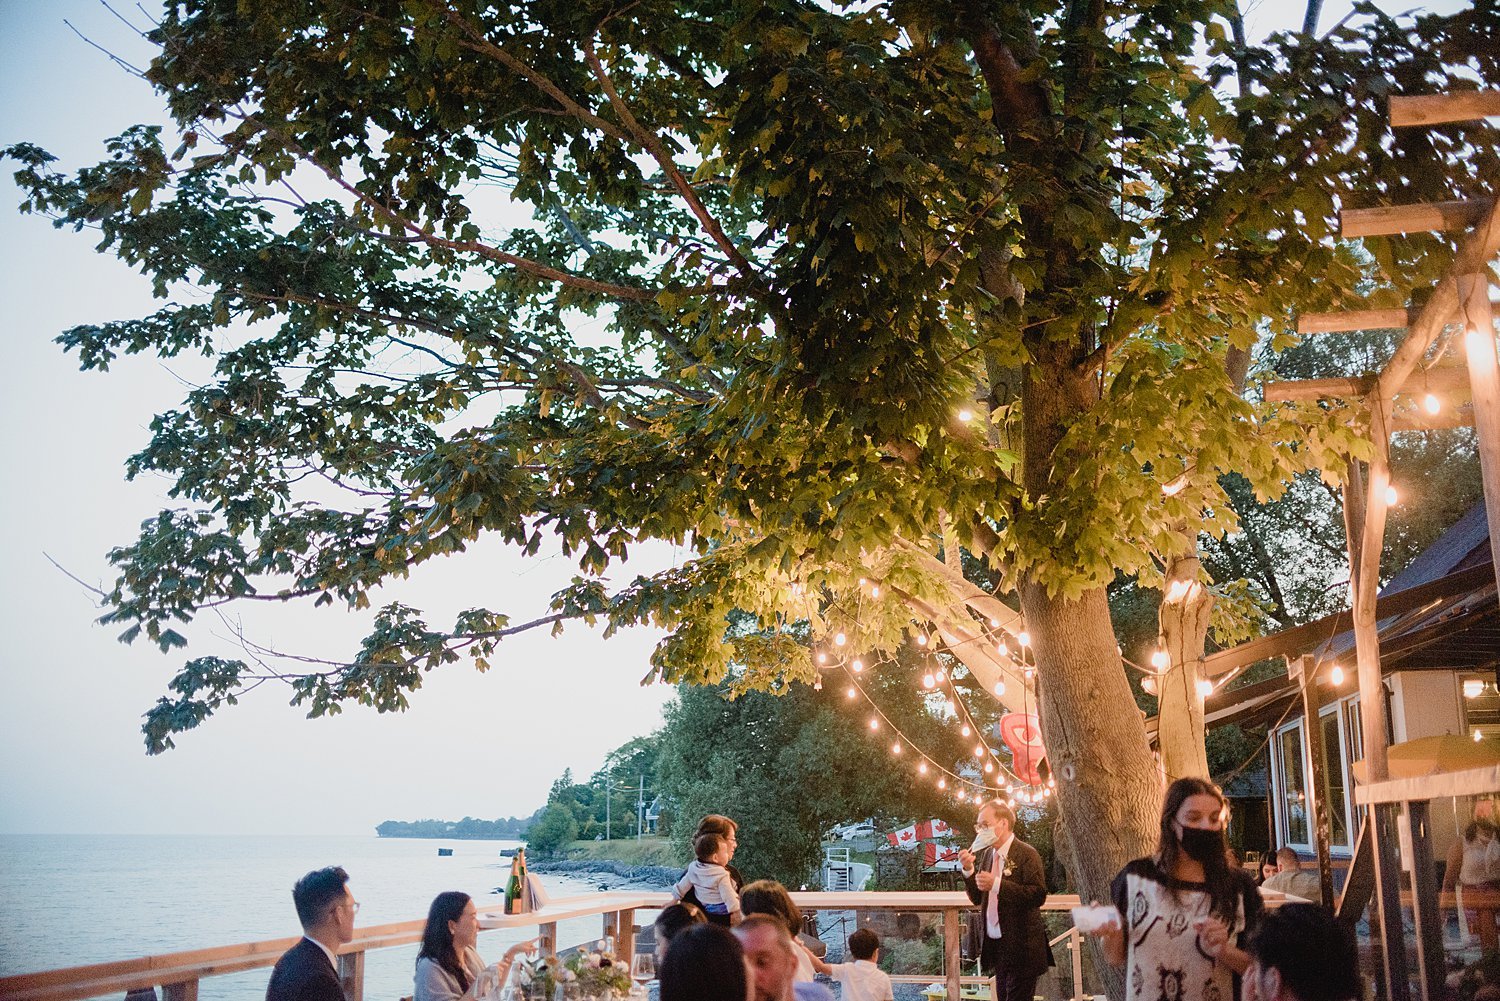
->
[628, 953, 655, 998]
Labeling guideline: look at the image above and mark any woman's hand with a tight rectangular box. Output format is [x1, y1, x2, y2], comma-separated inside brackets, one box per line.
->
[502, 938, 539, 963]
[1195, 917, 1229, 958]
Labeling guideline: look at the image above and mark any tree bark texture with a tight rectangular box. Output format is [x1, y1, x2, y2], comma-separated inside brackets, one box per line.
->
[1157, 550, 1213, 782]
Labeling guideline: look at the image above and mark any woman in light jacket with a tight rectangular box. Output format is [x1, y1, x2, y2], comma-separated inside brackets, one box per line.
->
[414, 891, 533, 1001]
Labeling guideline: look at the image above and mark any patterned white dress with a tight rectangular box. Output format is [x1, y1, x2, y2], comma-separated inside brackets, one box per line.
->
[1110, 859, 1263, 1001]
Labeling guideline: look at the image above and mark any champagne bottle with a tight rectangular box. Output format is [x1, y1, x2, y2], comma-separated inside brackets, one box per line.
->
[504, 854, 522, 915]
[516, 848, 530, 914]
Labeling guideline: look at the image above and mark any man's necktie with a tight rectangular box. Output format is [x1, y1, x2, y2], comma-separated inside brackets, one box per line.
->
[987, 848, 1003, 938]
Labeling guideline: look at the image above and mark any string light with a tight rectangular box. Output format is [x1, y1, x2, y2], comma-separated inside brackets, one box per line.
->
[869, 717, 880, 730]
[918, 762, 928, 774]
[1150, 649, 1170, 672]
[1424, 393, 1441, 415]
[871, 585, 881, 598]
[847, 687, 857, 699]
[1384, 484, 1399, 506]
[852, 658, 864, 672]
[993, 680, 1007, 696]
[974, 744, 985, 757]
[997, 641, 1009, 657]
[816, 652, 828, 664]
[938, 778, 947, 789]
[989, 618, 1000, 628]
[891, 742, 902, 755]
[922, 673, 936, 689]
[834, 632, 847, 647]
[916, 632, 929, 647]
[961, 724, 972, 737]
[958, 408, 973, 422]
[1197, 679, 1213, 697]
[1018, 631, 1031, 647]
[1330, 665, 1345, 686]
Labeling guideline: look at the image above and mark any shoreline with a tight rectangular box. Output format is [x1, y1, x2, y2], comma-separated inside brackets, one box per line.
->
[525, 858, 680, 893]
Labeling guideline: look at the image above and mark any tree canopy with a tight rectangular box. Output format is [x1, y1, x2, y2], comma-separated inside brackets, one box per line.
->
[9, 0, 1496, 931]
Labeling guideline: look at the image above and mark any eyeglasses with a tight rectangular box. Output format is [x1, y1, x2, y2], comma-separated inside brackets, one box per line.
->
[334, 899, 360, 917]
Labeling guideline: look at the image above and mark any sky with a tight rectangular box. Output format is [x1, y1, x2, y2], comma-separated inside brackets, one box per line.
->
[0, 0, 1473, 836]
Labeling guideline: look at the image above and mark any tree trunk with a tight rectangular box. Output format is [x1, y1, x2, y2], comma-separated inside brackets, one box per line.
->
[1016, 340, 1162, 1001]
[1157, 549, 1213, 782]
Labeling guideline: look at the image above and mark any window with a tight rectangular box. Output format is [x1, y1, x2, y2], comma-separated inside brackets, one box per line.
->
[1460, 674, 1500, 741]
[1320, 709, 1350, 848]
[1276, 722, 1310, 846]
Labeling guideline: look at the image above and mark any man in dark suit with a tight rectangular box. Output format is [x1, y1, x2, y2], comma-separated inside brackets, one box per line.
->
[266, 866, 356, 1001]
[958, 800, 1053, 1001]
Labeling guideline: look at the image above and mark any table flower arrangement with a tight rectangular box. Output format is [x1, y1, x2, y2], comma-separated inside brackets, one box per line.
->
[515, 949, 631, 1000]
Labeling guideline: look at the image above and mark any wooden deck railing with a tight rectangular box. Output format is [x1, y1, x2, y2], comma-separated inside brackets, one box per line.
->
[1, 891, 1101, 1001]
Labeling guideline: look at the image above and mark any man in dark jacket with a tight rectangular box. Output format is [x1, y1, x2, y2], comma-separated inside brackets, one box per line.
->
[266, 866, 356, 1001]
[959, 800, 1053, 1001]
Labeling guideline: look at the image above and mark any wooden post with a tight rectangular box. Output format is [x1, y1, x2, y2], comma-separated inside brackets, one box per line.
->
[604, 908, 636, 959]
[337, 951, 364, 1001]
[1342, 442, 1391, 785]
[539, 922, 557, 960]
[1374, 803, 1412, 1001]
[1407, 800, 1446, 1001]
[161, 982, 198, 1001]
[1459, 273, 1500, 596]
[1300, 655, 1336, 908]
[944, 907, 962, 1001]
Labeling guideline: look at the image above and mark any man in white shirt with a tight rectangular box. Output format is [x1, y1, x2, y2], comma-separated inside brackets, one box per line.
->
[958, 800, 1053, 1001]
[822, 929, 893, 1001]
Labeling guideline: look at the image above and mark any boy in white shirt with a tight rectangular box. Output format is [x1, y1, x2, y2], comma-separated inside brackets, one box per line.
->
[811, 928, 894, 1001]
[671, 832, 741, 926]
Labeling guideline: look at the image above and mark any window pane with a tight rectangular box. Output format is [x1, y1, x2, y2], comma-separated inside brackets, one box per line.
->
[1321, 712, 1349, 847]
[1280, 725, 1309, 845]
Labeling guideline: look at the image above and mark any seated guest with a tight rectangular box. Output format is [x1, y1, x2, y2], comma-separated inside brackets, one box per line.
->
[1261, 848, 1320, 901]
[735, 915, 833, 1001]
[653, 902, 707, 965]
[659, 923, 753, 1001]
[740, 880, 824, 982]
[414, 892, 535, 1001]
[1244, 904, 1361, 1001]
[267, 866, 356, 1001]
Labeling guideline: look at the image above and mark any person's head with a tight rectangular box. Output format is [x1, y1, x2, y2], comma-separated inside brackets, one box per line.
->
[977, 799, 1017, 842]
[735, 914, 799, 1001]
[1261, 861, 1279, 882]
[739, 880, 803, 939]
[660, 923, 751, 1001]
[696, 831, 728, 865]
[418, 892, 476, 973]
[1467, 818, 1499, 843]
[1158, 778, 1237, 917]
[696, 815, 739, 861]
[1276, 847, 1301, 871]
[653, 902, 707, 964]
[848, 928, 880, 962]
[292, 866, 355, 944]
[1245, 904, 1361, 1001]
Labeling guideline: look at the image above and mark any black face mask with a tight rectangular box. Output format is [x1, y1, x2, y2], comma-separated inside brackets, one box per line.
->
[1178, 825, 1226, 865]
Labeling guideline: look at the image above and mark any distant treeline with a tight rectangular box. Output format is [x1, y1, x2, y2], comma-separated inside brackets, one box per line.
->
[376, 813, 542, 840]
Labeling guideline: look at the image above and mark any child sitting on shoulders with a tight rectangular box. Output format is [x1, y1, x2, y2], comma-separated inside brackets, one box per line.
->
[809, 928, 893, 1001]
[671, 832, 741, 926]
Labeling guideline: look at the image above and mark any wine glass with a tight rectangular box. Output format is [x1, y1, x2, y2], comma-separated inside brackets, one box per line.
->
[629, 953, 655, 997]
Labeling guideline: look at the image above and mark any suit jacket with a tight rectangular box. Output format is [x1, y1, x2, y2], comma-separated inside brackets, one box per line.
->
[266, 937, 347, 1001]
[963, 838, 1054, 978]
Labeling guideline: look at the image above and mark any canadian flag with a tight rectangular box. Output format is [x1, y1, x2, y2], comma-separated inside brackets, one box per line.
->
[915, 819, 951, 840]
[887, 824, 919, 848]
[923, 843, 964, 870]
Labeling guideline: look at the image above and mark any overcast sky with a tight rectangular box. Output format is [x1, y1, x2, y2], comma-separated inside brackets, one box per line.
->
[0, 0, 1472, 836]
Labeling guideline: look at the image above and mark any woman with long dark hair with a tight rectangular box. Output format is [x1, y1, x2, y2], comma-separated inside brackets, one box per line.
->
[1088, 777, 1263, 1001]
[414, 892, 535, 1001]
[658, 923, 752, 1001]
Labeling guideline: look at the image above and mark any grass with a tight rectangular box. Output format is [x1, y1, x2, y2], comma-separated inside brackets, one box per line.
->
[559, 836, 679, 867]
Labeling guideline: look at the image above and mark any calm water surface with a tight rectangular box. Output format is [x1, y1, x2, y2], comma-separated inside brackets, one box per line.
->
[0, 834, 626, 1001]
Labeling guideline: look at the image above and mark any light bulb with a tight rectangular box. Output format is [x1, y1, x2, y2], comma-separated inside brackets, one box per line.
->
[891, 742, 902, 755]
[1023, 667, 1035, 680]
[922, 673, 936, 689]
[974, 744, 985, 757]
[961, 724, 971, 737]
[816, 652, 827, 664]
[1150, 649, 1170, 671]
[869, 717, 879, 730]
[1465, 679, 1485, 699]
[1477, 729, 1485, 743]
[870, 585, 880, 598]
[938, 778, 947, 789]
[958, 408, 973, 422]
[1424, 393, 1441, 415]
[918, 762, 928, 774]
[852, 658, 864, 672]
[998, 641, 1009, 657]
[846, 687, 856, 699]
[1140, 676, 1158, 696]
[1197, 679, 1213, 697]
[946, 701, 956, 715]
[1018, 631, 1031, 646]
[989, 617, 1000, 628]
[834, 632, 847, 647]
[936, 667, 947, 680]
[1384, 484, 1399, 506]
[994, 680, 1007, 696]
[916, 632, 928, 647]
[1331, 665, 1345, 686]
[984, 762, 994, 773]
[857, 577, 866, 586]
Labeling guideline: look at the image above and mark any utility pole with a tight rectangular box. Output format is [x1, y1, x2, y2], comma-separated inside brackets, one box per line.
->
[637, 774, 645, 841]
[605, 765, 611, 842]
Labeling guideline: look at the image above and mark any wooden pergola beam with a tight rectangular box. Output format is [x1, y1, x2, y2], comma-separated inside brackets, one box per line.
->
[1390, 90, 1500, 127]
[1265, 365, 1471, 403]
[1341, 198, 1494, 239]
[1298, 300, 1500, 334]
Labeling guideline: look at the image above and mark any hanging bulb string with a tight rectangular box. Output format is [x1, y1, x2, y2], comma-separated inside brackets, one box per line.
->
[840, 662, 1020, 793]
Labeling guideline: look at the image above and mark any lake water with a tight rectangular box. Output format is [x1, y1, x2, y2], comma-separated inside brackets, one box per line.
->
[0, 834, 630, 1001]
